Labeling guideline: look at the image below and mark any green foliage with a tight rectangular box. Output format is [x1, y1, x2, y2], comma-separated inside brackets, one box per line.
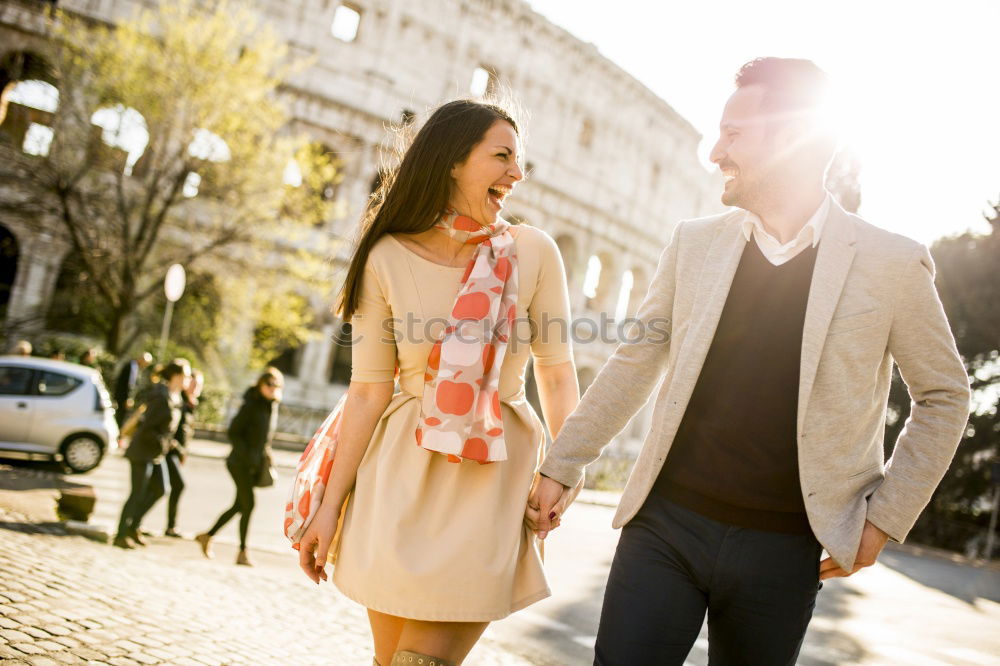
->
[250, 291, 317, 372]
[3, 0, 340, 355]
[33, 332, 117, 389]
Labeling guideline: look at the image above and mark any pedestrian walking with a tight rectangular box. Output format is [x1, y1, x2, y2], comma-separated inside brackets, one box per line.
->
[113, 361, 189, 549]
[529, 58, 972, 665]
[113, 352, 154, 427]
[196, 368, 282, 566]
[293, 99, 581, 666]
[137, 368, 203, 538]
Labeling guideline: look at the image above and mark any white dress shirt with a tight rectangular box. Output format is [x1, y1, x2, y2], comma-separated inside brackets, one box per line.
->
[740, 192, 832, 266]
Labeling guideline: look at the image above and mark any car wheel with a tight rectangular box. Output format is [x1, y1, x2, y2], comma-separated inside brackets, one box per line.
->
[61, 435, 105, 474]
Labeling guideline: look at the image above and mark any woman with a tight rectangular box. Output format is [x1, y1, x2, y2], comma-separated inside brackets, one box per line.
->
[114, 361, 188, 549]
[162, 369, 203, 537]
[197, 368, 282, 566]
[296, 100, 581, 666]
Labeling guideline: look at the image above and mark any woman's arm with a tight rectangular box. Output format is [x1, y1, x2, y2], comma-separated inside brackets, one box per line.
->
[533, 359, 579, 442]
[300, 250, 397, 583]
[318, 380, 394, 514]
[298, 380, 392, 583]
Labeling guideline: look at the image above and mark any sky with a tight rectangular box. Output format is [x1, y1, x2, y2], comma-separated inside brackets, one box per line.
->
[528, 0, 1000, 244]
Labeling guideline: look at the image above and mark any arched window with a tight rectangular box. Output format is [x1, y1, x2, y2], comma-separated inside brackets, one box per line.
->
[187, 128, 231, 162]
[582, 255, 602, 301]
[5, 79, 59, 156]
[614, 270, 634, 322]
[91, 105, 149, 174]
[554, 234, 578, 282]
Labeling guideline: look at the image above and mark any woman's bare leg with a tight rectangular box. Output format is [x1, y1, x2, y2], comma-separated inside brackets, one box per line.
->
[394, 620, 490, 664]
[368, 609, 406, 665]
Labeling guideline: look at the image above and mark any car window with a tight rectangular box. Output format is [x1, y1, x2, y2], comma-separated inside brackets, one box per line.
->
[37, 371, 83, 396]
[0, 366, 34, 396]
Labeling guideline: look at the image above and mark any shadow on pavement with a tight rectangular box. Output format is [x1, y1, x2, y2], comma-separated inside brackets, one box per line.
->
[801, 578, 869, 665]
[0, 519, 71, 537]
[0, 457, 91, 493]
[877, 547, 1000, 605]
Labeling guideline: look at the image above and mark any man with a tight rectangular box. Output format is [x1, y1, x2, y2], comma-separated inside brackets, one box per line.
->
[529, 58, 971, 664]
[114, 352, 153, 427]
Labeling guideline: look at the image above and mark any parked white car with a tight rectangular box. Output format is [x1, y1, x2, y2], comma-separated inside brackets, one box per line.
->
[0, 356, 119, 473]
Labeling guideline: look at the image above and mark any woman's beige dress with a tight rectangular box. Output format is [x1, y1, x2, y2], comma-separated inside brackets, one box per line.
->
[332, 224, 573, 621]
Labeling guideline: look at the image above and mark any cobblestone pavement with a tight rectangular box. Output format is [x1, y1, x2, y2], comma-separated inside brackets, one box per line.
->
[0, 500, 530, 665]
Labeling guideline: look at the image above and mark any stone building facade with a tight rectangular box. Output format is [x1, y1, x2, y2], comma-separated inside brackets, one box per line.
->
[1, 0, 721, 467]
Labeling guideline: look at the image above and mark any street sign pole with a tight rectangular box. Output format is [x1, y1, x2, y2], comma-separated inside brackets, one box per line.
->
[157, 264, 186, 362]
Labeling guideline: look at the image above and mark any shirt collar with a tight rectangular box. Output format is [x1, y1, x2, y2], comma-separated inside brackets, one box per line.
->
[740, 192, 832, 249]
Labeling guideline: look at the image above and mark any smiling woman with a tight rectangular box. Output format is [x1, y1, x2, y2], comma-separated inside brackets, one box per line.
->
[291, 96, 581, 666]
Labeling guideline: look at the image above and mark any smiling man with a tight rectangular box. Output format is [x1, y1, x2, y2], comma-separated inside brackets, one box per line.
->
[529, 57, 971, 664]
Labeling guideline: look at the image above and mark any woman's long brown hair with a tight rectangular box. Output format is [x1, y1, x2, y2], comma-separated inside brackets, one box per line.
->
[337, 99, 519, 320]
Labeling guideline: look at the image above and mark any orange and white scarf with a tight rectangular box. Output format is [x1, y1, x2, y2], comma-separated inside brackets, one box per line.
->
[415, 211, 518, 464]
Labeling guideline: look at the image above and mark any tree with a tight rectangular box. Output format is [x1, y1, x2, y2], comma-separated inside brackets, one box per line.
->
[0, 0, 340, 355]
[886, 198, 1000, 554]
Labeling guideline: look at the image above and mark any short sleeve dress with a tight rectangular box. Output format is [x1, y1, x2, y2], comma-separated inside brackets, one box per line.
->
[331, 224, 574, 622]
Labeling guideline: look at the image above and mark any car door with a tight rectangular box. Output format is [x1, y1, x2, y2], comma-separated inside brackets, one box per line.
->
[28, 370, 85, 450]
[0, 365, 36, 442]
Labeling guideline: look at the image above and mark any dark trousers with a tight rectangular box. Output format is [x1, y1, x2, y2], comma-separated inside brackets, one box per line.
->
[594, 493, 823, 666]
[116, 459, 169, 537]
[137, 450, 185, 530]
[206, 460, 256, 549]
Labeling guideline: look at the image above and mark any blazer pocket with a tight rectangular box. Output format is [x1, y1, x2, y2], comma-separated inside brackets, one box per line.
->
[827, 309, 881, 336]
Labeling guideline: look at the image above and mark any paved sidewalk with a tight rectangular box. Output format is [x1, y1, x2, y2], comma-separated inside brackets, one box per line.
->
[0, 485, 531, 665]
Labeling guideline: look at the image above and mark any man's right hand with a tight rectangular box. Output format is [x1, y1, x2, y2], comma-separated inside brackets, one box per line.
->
[526, 474, 571, 540]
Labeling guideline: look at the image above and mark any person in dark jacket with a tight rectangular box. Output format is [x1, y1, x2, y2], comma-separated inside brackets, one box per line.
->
[196, 368, 282, 566]
[113, 361, 189, 549]
[113, 352, 154, 427]
[137, 368, 204, 537]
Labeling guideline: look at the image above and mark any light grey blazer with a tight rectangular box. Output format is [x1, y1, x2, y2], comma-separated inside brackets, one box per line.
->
[540, 199, 971, 571]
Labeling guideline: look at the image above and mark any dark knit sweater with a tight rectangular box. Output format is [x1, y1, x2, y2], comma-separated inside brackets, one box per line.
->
[653, 237, 819, 534]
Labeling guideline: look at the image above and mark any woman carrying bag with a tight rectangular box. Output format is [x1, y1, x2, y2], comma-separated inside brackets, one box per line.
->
[113, 362, 188, 549]
[290, 99, 581, 666]
[197, 368, 282, 566]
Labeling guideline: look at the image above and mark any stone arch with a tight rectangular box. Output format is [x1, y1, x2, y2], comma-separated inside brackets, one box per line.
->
[327, 318, 353, 385]
[620, 265, 648, 319]
[584, 249, 615, 313]
[554, 233, 579, 282]
[45, 247, 107, 337]
[0, 49, 57, 124]
[0, 50, 59, 152]
[0, 223, 19, 321]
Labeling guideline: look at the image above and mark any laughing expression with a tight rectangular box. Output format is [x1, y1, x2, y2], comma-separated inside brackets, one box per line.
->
[449, 120, 524, 227]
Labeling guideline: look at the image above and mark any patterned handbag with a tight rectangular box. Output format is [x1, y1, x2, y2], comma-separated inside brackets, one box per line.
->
[283, 393, 348, 550]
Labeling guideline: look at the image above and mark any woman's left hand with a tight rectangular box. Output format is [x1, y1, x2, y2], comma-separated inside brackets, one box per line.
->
[524, 474, 566, 534]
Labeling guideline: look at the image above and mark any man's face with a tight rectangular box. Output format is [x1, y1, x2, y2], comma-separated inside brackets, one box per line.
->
[709, 84, 781, 210]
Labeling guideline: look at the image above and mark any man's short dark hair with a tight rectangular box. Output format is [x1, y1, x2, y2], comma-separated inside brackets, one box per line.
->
[735, 57, 830, 119]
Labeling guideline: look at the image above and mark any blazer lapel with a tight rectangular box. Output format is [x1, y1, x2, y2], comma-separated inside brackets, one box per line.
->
[675, 215, 748, 391]
[797, 201, 858, 435]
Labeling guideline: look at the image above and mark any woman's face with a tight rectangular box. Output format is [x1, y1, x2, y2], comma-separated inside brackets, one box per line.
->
[167, 371, 189, 394]
[448, 120, 524, 227]
[259, 378, 283, 402]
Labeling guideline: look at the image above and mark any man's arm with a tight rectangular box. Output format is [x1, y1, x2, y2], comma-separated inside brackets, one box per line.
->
[538, 221, 683, 489]
[866, 244, 971, 542]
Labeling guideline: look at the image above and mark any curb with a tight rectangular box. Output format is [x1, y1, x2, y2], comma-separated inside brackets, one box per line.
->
[63, 519, 111, 543]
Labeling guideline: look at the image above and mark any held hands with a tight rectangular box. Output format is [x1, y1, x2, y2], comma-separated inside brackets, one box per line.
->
[524, 474, 580, 539]
[297, 503, 340, 585]
[819, 519, 890, 580]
